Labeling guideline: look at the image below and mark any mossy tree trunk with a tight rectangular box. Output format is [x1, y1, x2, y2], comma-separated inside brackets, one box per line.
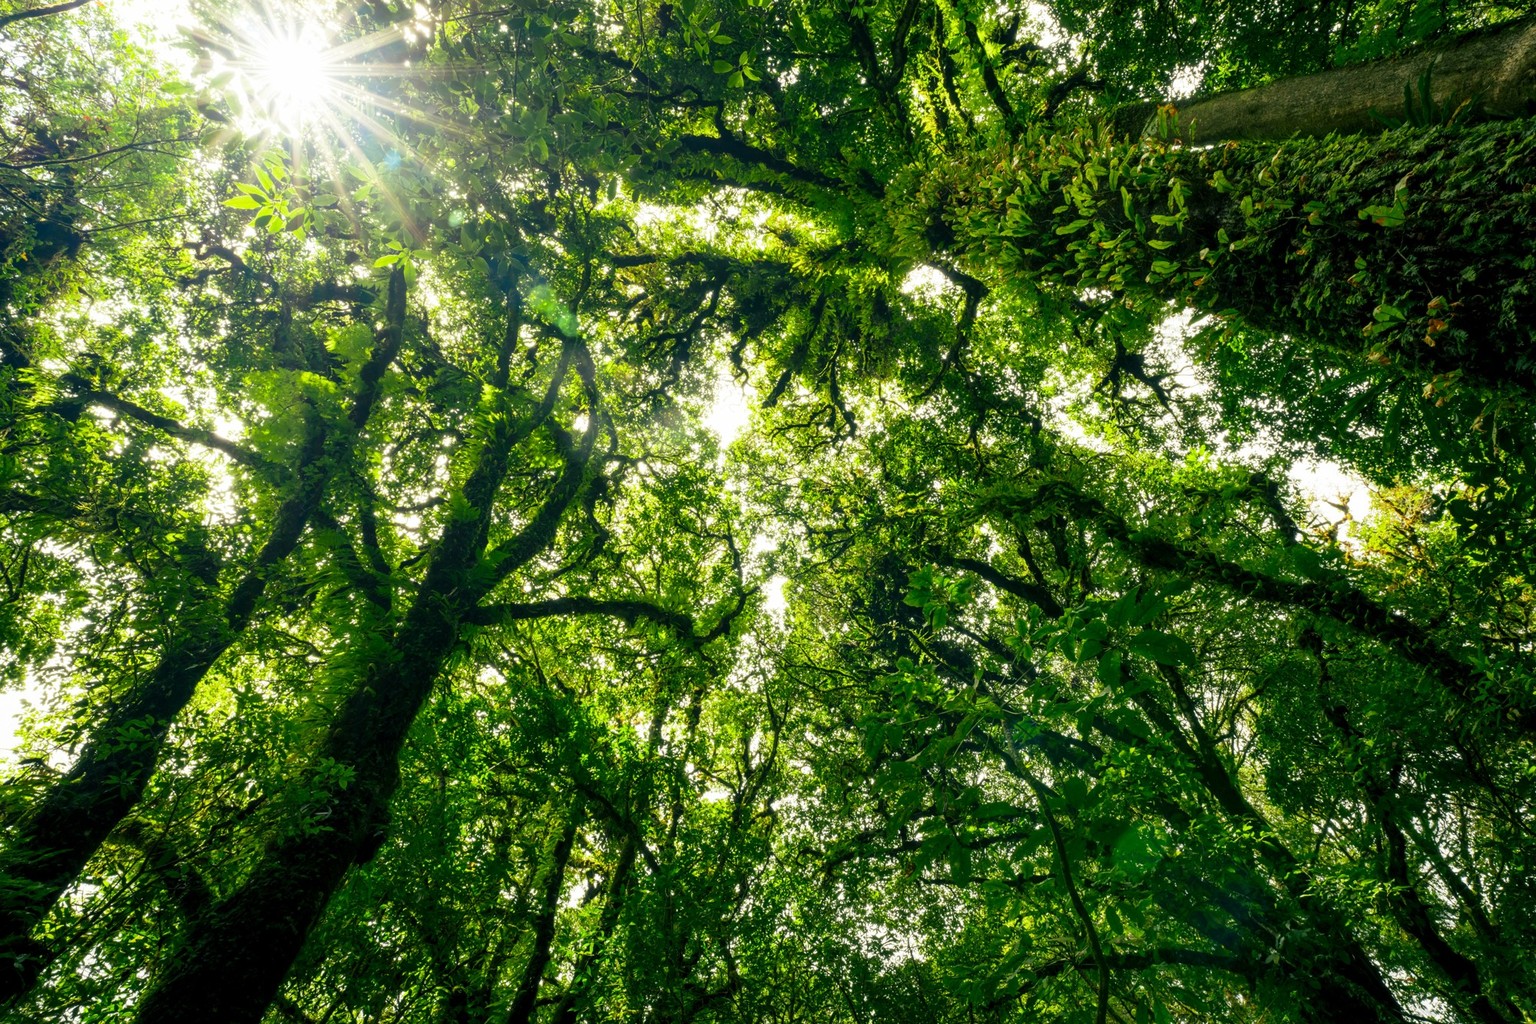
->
[914, 118, 1536, 391]
[131, 333, 594, 1024]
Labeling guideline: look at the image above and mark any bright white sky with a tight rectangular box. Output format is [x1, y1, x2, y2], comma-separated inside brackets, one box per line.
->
[702, 369, 753, 447]
[0, 689, 25, 761]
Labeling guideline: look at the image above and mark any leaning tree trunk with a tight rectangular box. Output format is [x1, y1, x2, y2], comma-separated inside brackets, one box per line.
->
[132, 335, 591, 1024]
[506, 798, 584, 1024]
[1152, 14, 1536, 143]
[130, 580, 476, 1024]
[0, 420, 327, 1004]
[907, 116, 1536, 392]
[0, 271, 406, 1006]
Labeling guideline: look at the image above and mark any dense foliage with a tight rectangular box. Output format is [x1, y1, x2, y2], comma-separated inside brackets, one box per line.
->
[2, 0, 1534, 1022]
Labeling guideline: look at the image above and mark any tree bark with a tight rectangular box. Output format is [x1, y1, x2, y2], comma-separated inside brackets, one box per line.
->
[0, 0, 92, 33]
[0, 271, 406, 1006]
[1156, 15, 1536, 144]
[970, 547, 1409, 1024]
[131, 335, 591, 1024]
[129, 589, 477, 1024]
[0, 418, 327, 1003]
[505, 798, 583, 1024]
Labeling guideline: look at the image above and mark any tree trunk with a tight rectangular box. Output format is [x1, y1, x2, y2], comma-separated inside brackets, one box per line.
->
[970, 524, 1410, 1024]
[129, 590, 469, 1024]
[505, 798, 583, 1024]
[1157, 15, 1536, 144]
[915, 117, 1536, 391]
[0, 272, 406, 1006]
[548, 835, 638, 1024]
[0, 419, 326, 1003]
[132, 335, 590, 1024]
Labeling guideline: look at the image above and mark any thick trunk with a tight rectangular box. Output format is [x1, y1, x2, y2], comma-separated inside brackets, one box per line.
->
[0, 271, 404, 1005]
[1158, 15, 1536, 144]
[130, 591, 468, 1024]
[916, 118, 1536, 391]
[132, 334, 589, 1024]
[0, 419, 326, 1003]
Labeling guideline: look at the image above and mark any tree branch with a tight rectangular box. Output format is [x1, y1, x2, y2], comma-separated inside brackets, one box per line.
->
[0, 0, 92, 32]
[60, 378, 276, 474]
[936, 553, 1065, 619]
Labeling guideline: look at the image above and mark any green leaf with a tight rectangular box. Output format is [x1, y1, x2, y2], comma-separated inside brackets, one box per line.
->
[1128, 629, 1195, 667]
[1112, 823, 1162, 879]
[1289, 545, 1325, 578]
[712, 60, 735, 73]
[223, 196, 261, 210]
[1097, 650, 1122, 689]
[1129, 590, 1168, 627]
[863, 721, 884, 760]
[949, 842, 972, 884]
[974, 801, 1019, 821]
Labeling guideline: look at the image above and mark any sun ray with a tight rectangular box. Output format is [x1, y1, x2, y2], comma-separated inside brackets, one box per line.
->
[244, 19, 335, 129]
[185, 1, 511, 258]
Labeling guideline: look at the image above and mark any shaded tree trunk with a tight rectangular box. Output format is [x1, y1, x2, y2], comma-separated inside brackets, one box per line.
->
[962, 543, 1409, 1024]
[0, 421, 326, 1002]
[130, 591, 479, 1024]
[505, 797, 583, 1024]
[0, 271, 407, 1006]
[131, 333, 591, 1024]
[548, 835, 638, 1024]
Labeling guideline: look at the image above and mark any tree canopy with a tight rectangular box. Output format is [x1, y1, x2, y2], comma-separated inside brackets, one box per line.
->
[2, 0, 1535, 1022]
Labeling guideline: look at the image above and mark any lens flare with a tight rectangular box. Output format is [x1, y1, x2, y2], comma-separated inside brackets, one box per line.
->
[245, 21, 336, 130]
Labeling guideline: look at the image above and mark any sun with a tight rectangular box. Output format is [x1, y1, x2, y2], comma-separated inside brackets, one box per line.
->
[243, 20, 337, 131]
[189, 6, 428, 146]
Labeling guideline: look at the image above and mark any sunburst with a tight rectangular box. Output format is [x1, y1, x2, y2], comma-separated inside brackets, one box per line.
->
[189, 3, 461, 151]
[242, 18, 338, 132]
[186, 2, 477, 247]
